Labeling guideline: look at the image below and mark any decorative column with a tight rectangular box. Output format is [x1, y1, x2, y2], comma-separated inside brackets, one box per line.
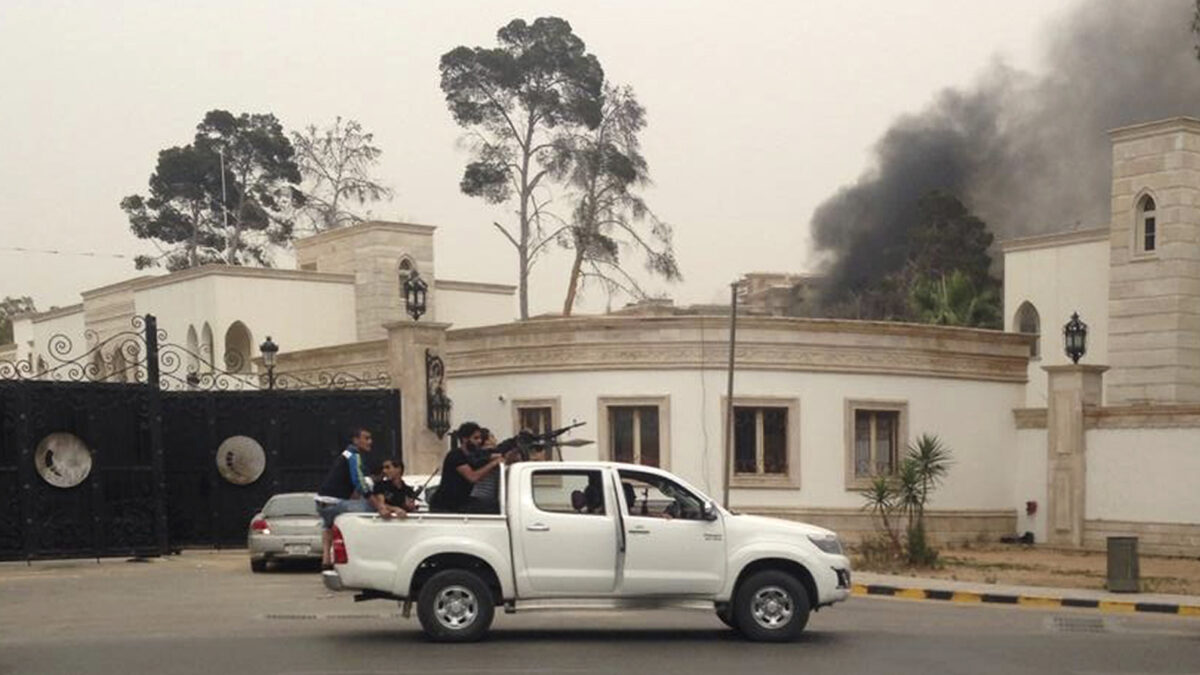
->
[385, 320, 450, 474]
[1043, 364, 1107, 548]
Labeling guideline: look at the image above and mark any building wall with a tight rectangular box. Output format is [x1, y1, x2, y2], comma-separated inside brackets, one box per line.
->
[433, 281, 516, 329]
[1011, 425, 1048, 542]
[28, 307, 87, 366]
[295, 222, 437, 341]
[134, 271, 357, 371]
[1003, 231, 1110, 407]
[1107, 118, 1200, 404]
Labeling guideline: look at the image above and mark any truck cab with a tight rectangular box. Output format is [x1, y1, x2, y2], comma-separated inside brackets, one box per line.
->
[325, 461, 851, 642]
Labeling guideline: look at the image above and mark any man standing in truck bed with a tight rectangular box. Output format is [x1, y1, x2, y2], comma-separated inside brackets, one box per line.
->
[315, 426, 374, 569]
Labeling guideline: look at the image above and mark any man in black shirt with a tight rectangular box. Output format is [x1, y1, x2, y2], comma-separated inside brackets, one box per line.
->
[429, 421, 503, 513]
[370, 458, 418, 518]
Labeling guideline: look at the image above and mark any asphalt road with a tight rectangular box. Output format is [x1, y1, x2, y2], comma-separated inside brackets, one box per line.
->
[1, 552, 1197, 675]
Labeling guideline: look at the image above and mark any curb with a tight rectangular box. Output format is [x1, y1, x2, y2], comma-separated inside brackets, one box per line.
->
[851, 583, 1200, 617]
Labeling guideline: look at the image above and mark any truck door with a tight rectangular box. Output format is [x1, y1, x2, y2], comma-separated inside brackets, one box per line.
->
[616, 469, 725, 596]
[514, 467, 619, 597]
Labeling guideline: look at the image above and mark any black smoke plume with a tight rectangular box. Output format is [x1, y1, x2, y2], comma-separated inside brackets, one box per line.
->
[811, 0, 1200, 300]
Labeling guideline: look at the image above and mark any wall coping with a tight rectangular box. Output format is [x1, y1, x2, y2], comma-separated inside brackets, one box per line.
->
[293, 220, 437, 249]
[1000, 227, 1110, 253]
[434, 279, 516, 295]
[445, 315, 1031, 382]
[1086, 404, 1200, 429]
[20, 303, 84, 323]
[1109, 116, 1200, 142]
[80, 265, 354, 300]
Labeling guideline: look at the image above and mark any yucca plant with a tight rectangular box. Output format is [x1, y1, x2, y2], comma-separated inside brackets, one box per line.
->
[860, 475, 904, 557]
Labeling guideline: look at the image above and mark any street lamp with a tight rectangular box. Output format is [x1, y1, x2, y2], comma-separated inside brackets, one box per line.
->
[404, 270, 428, 321]
[260, 336, 279, 390]
[425, 349, 452, 438]
[1063, 313, 1087, 364]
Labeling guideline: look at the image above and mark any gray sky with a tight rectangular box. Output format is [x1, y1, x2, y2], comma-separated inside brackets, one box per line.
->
[0, 0, 1072, 315]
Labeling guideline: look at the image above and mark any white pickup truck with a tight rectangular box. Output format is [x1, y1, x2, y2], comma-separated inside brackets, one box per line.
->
[323, 461, 851, 642]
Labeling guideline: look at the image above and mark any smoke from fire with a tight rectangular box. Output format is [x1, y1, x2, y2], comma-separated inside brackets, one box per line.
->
[810, 0, 1200, 294]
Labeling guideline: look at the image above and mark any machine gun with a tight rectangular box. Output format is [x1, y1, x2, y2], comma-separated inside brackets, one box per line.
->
[505, 420, 591, 461]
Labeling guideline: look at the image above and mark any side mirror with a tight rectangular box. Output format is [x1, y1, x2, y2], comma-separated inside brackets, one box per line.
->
[702, 501, 719, 522]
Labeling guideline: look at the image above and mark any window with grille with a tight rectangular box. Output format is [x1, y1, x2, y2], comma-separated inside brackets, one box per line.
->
[608, 405, 660, 467]
[853, 409, 901, 478]
[733, 406, 788, 476]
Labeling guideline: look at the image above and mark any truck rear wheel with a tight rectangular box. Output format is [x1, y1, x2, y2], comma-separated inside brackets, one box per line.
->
[733, 570, 810, 642]
[416, 569, 495, 643]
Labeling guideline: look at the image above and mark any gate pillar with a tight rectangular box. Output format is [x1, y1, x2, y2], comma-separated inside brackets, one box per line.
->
[1044, 364, 1107, 548]
[384, 321, 450, 474]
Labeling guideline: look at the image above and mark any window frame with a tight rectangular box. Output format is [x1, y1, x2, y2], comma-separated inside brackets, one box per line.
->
[511, 397, 560, 437]
[529, 468, 609, 517]
[1133, 192, 1160, 259]
[722, 396, 801, 489]
[844, 398, 909, 490]
[597, 396, 671, 470]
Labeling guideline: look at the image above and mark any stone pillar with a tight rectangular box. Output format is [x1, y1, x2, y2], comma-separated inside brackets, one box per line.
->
[1044, 364, 1107, 547]
[385, 321, 450, 474]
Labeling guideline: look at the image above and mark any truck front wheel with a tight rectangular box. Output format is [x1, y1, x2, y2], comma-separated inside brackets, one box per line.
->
[416, 570, 495, 643]
[733, 570, 811, 642]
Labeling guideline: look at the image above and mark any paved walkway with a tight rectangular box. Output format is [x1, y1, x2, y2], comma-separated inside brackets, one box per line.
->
[853, 571, 1200, 616]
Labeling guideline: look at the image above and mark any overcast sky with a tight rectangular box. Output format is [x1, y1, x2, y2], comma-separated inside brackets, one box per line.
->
[0, 0, 1075, 315]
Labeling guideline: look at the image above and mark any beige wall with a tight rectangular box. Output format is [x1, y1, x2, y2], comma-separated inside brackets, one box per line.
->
[1003, 230, 1110, 407]
[1107, 118, 1200, 404]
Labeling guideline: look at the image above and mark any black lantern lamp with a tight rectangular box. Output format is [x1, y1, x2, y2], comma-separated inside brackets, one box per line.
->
[404, 270, 428, 321]
[260, 336, 279, 390]
[1063, 313, 1087, 364]
[425, 349, 452, 438]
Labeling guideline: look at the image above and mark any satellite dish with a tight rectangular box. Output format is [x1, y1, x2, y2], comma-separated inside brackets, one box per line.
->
[34, 432, 92, 488]
[557, 438, 595, 447]
[216, 435, 266, 485]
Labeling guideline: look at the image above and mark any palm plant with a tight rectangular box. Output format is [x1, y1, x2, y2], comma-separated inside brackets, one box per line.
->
[909, 270, 1001, 328]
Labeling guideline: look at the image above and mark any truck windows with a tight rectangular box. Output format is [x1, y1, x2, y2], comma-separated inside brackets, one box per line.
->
[617, 470, 704, 520]
[531, 470, 606, 515]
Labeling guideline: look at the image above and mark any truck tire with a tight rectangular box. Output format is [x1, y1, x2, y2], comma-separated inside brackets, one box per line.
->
[416, 569, 495, 643]
[250, 558, 267, 573]
[733, 570, 810, 642]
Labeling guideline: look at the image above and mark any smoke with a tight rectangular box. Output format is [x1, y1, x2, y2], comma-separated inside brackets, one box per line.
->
[811, 0, 1200, 294]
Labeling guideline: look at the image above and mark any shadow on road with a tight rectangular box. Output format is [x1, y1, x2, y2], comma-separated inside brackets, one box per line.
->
[327, 626, 843, 646]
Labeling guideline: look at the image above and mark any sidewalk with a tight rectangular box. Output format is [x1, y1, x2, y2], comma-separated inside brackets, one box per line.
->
[852, 571, 1200, 616]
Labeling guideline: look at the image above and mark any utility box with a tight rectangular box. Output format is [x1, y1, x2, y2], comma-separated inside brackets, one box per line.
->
[1106, 536, 1140, 593]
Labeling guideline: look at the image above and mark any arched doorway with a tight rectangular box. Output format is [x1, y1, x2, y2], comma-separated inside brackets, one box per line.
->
[223, 321, 252, 373]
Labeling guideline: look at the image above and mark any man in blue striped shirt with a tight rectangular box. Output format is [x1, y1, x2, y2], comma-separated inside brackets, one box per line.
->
[316, 427, 374, 569]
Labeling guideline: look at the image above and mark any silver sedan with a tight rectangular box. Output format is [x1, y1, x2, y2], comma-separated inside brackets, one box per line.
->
[247, 492, 323, 572]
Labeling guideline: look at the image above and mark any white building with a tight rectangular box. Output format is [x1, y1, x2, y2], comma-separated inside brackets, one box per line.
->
[6, 117, 1200, 556]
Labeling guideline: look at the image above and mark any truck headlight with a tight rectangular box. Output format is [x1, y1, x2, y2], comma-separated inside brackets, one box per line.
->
[808, 534, 843, 555]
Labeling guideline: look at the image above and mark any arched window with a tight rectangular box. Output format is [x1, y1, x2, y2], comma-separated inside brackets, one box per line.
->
[1137, 194, 1157, 254]
[186, 325, 200, 375]
[223, 321, 252, 374]
[1014, 301, 1041, 359]
[201, 323, 214, 373]
[35, 356, 47, 377]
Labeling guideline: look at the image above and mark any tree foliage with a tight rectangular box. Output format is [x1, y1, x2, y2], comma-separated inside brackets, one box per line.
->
[440, 17, 605, 318]
[559, 84, 680, 314]
[909, 270, 1001, 328]
[292, 117, 393, 232]
[817, 190, 1001, 327]
[122, 110, 302, 270]
[0, 296, 36, 345]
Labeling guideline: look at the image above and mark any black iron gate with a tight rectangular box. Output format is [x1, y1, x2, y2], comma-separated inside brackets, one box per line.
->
[0, 315, 400, 561]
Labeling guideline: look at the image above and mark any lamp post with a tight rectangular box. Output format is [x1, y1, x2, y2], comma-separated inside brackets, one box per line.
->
[404, 270, 428, 321]
[1063, 313, 1087, 364]
[259, 336, 279, 390]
